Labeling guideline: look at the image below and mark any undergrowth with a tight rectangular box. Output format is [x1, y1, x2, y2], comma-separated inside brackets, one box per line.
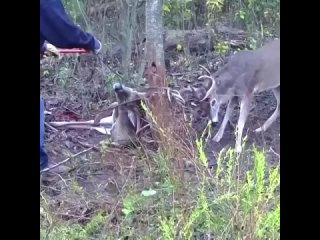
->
[40, 122, 280, 239]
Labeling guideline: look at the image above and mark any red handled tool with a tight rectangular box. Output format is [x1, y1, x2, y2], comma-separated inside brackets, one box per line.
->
[58, 48, 89, 54]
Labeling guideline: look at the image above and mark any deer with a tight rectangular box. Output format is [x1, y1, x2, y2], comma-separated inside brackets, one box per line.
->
[200, 38, 280, 153]
[96, 83, 148, 146]
[93, 83, 185, 136]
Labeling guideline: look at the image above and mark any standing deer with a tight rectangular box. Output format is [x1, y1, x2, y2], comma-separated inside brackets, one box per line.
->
[200, 38, 280, 153]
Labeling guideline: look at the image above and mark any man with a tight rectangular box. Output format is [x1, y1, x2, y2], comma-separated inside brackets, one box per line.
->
[40, 0, 102, 174]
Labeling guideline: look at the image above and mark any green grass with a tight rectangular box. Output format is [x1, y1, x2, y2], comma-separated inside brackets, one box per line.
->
[40, 136, 280, 240]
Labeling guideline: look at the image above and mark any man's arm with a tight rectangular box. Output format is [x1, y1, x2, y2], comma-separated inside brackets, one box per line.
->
[40, 0, 101, 52]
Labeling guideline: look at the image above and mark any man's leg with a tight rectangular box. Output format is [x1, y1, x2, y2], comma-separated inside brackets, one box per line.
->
[40, 97, 70, 178]
[40, 96, 48, 171]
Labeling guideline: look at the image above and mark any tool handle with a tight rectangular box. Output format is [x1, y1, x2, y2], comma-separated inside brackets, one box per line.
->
[58, 49, 89, 54]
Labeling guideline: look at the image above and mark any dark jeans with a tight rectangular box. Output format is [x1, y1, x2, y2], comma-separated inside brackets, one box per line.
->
[40, 96, 48, 171]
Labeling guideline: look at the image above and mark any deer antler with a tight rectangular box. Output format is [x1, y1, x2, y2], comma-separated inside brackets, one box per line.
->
[198, 65, 217, 102]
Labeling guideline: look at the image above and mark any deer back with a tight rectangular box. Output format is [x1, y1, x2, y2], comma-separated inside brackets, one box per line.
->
[213, 39, 280, 96]
[214, 50, 260, 96]
[254, 39, 280, 92]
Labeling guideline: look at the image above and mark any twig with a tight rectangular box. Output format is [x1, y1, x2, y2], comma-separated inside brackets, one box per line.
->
[169, 73, 183, 76]
[63, 106, 80, 115]
[78, 141, 100, 151]
[55, 173, 68, 187]
[199, 64, 211, 75]
[57, 213, 91, 221]
[136, 123, 150, 135]
[40, 147, 93, 173]
[45, 122, 59, 132]
[95, 98, 143, 115]
[97, 55, 125, 81]
[269, 147, 280, 159]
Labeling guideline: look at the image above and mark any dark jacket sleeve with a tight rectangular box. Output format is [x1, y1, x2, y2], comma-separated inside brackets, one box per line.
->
[40, 0, 97, 51]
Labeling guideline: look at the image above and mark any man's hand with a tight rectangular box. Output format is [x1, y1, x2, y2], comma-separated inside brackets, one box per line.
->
[44, 43, 60, 58]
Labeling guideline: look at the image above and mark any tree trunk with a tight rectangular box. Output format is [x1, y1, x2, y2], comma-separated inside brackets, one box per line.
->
[192, 0, 208, 28]
[145, 0, 171, 146]
[145, 0, 190, 184]
[145, 0, 165, 67]
[119, 0, 138, 81]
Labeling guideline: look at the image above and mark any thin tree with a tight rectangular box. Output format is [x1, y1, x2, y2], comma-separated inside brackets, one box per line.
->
[145, 0, 172, 145]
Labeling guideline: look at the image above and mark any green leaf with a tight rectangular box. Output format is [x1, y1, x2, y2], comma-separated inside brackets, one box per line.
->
[122, 208, 132, 216]
[240, 10, 246, 20]
[141, 189, 157, 197]
[163, 4, 170, 13]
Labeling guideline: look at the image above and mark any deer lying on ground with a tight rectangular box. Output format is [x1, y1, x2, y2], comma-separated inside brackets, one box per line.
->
[104, 83, 185, 145]
[94, 83, 147, 146]
[200, 38, 280, 153]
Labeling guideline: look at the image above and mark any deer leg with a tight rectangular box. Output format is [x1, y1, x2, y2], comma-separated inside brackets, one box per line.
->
[128, 110, 137, 127]
[213, 97, 236, 142]
[235, 95, 251, 153]
[129, 107, 142, 135]
[255, 87, 280, 133]
[210, 95, 230, 123]
[135, 116, 141, 135]
[209, 99, 220, 123]
[112, 108, 118, 124]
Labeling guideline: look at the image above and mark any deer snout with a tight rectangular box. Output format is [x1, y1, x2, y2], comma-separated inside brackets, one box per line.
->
[113, 82, 123, 92]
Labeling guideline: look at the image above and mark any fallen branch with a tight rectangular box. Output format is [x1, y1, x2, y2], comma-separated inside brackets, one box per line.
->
[40, 147, 93, 174]
[77, 141, 100, 151]
[50, 116, 113, 127]
[48, 124, 112, 135]
[45, 122, 59, 132]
